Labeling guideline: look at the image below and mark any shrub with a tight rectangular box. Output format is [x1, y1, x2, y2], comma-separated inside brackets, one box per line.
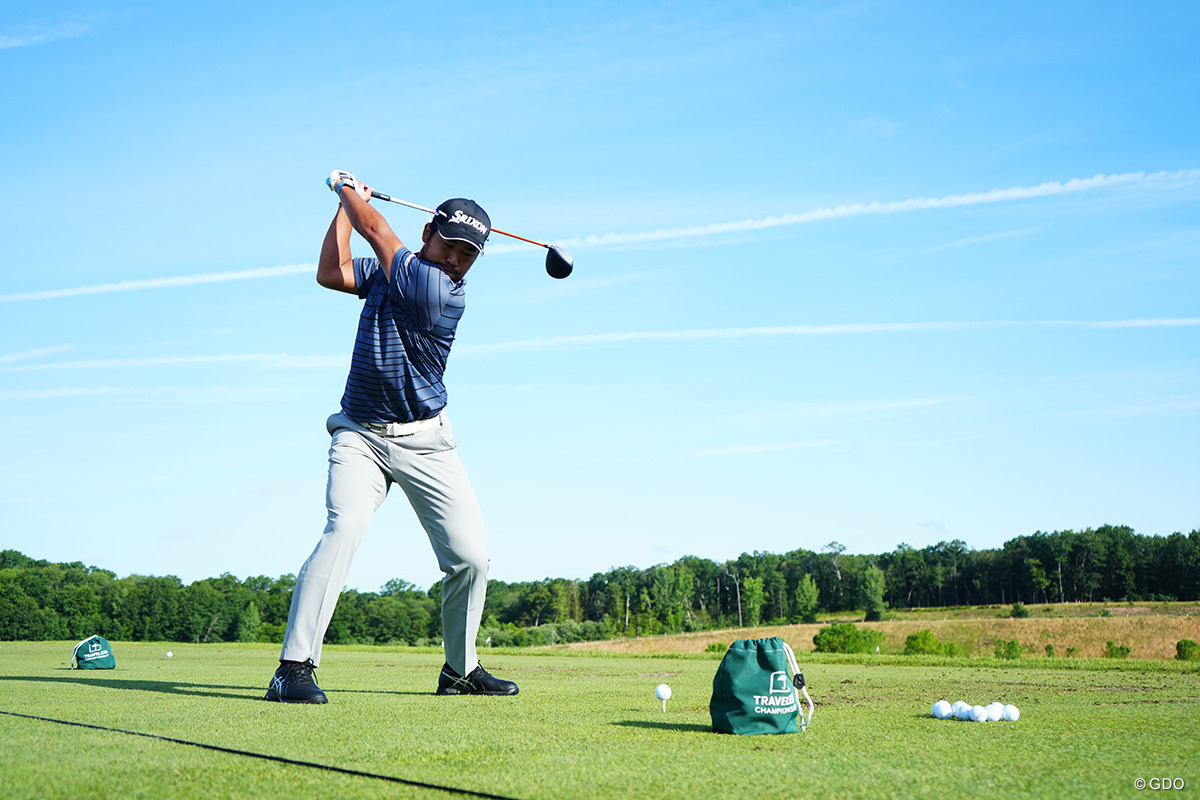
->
[902, 629, 961, 657]
[1103, 641, 1132, 659]
[813, 622, 885, 654]
[1010, 602, 1029, 619]
[994, 639, 1025, 659]
[1065, 647, 1079, 658]
[1044, 644, 1056, 658]
[705, 641, 728, 654]
[1176, 639, 1200, 661]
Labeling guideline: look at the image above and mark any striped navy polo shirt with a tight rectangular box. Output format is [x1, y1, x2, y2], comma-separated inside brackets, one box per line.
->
[339, 249, 466, 424]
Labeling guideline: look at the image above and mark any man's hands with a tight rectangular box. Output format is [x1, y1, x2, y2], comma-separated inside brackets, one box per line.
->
[327, 170, 371, 202]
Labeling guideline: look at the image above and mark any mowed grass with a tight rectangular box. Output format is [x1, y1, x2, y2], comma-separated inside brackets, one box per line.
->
[2, 641, 1199, 799]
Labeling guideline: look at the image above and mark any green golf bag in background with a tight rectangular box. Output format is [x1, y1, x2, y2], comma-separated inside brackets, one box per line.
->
[709, 637, 813, 735]
[72, 635, 116, 670]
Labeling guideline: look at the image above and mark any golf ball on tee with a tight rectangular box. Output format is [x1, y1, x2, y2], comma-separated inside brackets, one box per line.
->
[1003, 704, 1020, 721]
[655, 684, 672, 701]
[932, 700, 952, 719]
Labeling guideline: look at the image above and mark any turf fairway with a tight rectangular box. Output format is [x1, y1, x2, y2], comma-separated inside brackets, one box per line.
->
[1, 641, 1197, 799]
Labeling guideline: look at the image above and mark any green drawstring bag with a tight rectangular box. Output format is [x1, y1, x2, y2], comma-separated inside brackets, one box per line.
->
[72, 635, 116, 670]
[710, 637, 813, 735]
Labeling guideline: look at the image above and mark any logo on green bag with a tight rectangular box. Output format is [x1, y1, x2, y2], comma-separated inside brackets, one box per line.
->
[755, 671, 798, 714]
[82, 640, 109, 661]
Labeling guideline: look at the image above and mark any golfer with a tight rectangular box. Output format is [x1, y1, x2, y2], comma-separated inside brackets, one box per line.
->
[265, 171, 518, 703]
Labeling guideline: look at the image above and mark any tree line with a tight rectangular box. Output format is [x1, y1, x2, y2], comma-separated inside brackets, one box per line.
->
[2, 524, 1197, 646]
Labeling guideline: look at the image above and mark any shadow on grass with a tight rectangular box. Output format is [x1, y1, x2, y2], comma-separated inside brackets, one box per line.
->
[613, 720, 712, 733]
[0, 674, 435, 701]
[0, 674, 263, 701]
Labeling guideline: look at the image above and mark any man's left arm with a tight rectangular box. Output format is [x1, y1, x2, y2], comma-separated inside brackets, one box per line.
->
[336, 181, 404, 282]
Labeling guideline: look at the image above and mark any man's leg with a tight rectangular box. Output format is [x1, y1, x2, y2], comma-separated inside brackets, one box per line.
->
[388, 417, 488, 677]
[279, 425, 389, 667]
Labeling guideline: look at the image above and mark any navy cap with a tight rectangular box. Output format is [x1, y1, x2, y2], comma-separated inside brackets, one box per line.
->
[433, 198, 490, 252]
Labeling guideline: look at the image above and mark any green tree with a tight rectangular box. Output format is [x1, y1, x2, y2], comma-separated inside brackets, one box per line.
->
[0, 579, 46, 640]
[519, 581, 554, 627]
[859, 565, 886, 622]
[794, 574, 819, 624]
[742, 576, 765, 627]
[234, 601, 262, 643]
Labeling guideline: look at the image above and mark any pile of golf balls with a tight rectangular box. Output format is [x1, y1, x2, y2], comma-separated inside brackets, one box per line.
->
[931, 699, 1020, 722]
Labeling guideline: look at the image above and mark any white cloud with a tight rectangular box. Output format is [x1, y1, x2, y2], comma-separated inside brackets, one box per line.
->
[0, 22, 92, 50]
[0, 264, 313, 303]
[550, 169, 1200, 251]
[0, 345, 76, 364]
[0, 385, 302, 401]
[849, 115, 899, 139]
[6, 319, 1195, 374]
[5, 169, 1197, 303]
[458, 318, 1200, 354]
[0, 353, 348, 372]
[689, 440, 838, 458]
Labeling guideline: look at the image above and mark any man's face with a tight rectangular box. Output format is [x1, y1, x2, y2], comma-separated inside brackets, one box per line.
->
[419, 225, 480, 282]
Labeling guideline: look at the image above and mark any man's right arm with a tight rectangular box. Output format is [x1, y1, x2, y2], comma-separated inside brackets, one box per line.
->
[316, 207, 358, 293]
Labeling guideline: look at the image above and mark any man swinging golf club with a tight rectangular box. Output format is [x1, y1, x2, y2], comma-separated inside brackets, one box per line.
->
[265, 170, 518, 703]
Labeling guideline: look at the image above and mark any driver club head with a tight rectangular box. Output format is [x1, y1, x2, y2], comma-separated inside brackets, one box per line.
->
[546, 246, 574, 279]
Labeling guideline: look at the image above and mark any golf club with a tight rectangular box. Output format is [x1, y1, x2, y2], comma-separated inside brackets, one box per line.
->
[326, 178, 573, 279]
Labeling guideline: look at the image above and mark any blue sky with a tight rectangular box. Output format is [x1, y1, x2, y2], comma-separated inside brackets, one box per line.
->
[2, 1, 1197, 594]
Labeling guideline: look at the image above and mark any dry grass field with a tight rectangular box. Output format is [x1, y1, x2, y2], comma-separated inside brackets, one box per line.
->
[563, 602, 1200, 660]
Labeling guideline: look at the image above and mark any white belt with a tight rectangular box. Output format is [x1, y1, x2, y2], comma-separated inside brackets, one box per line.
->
[359, 414, 442, 437]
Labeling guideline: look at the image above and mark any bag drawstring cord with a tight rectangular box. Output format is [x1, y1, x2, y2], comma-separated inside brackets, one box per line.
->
[782, 642, 814, 731]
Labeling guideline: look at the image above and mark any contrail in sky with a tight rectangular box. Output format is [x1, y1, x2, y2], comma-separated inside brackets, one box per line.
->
[0, 265, 313, 303]
[546, 169, 1200, 250]
[0, 23, 92, 50]
[458, 318, 1200, 353]
[2, 169, 1196, 303]
[4, 318, 1196, 371]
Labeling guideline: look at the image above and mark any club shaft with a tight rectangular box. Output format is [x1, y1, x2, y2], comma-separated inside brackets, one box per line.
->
[370, 190, 550, 251]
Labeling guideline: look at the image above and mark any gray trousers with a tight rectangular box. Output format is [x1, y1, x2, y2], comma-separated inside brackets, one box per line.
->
[280, 412, 487, 674]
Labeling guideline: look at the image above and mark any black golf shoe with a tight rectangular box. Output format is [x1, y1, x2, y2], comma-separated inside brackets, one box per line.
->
[436, 662, 519, 696]
[264, 659, 328, 703]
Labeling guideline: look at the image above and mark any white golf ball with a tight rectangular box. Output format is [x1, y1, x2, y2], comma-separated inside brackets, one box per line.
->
[932, 700, 952, 719]
[986, 702, 1003, 722]
[970, 705, 988, 722]
[954, 703, 972, 720]
[166, 651, 173, 658]
[1002, 704, 1020, 721]
[655, 684, 672, 701]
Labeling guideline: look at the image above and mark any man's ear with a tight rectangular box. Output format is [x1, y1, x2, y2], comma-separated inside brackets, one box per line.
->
[422, 223, 433, 244]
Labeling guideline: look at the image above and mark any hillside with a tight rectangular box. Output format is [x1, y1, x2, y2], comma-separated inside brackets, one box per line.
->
[562, 602, 1200, 660]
